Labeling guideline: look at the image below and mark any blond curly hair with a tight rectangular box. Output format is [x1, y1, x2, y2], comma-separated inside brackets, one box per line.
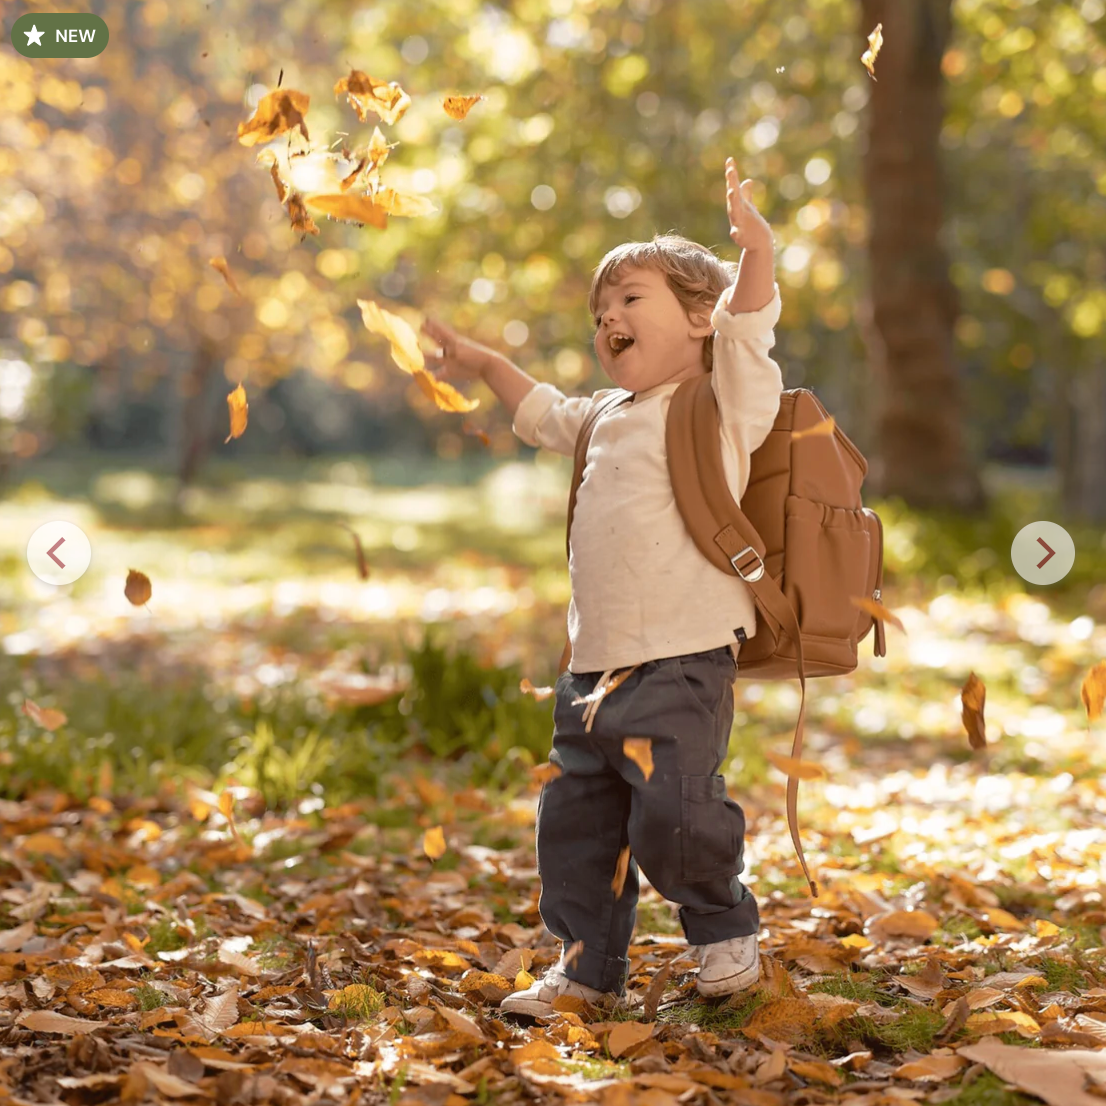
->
[587, 233, 739, 372]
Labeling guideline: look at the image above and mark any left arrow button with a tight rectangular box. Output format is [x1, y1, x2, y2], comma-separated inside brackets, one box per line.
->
[27, 523, 91, 585]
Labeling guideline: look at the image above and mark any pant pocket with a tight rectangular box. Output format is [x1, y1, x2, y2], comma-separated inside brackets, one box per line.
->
[680, 775, 742, 882]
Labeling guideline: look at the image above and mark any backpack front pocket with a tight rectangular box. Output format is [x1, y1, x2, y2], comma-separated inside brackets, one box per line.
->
[782, 495, 872, 641]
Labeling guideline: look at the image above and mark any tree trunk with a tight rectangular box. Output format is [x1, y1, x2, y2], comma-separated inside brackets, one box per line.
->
[177, 339, 219, 491]
[1067, 364, 1106, 522]
[859, 0, 984, 510]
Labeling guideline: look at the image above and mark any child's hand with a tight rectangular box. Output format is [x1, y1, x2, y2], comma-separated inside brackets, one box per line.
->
[725, 156, 774, 254]
[421, 317, 497, 384]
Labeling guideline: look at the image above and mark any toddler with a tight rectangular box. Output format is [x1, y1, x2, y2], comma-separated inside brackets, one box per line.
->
[422, 157, 782, 1014]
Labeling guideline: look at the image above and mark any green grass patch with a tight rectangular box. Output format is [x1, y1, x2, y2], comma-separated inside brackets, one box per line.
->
[327, 983, 386, 1021]
[145, 918, 188, 955]
[558, 1057, 630, 1081]
[808, 973, 900, 1007]
[660, 989, 770, 1033]
[871, 1005, 947, 1053]
[133, 983, 167, 1011]
[941, 1071, 1041, 1106]
[635, 901, 681, 936]
[253, 933, 300, 971]
[1037, 956, 1086, 992]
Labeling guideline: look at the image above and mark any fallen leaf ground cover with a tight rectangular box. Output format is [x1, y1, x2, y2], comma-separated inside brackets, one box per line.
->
[2, 456, 1106, 1105]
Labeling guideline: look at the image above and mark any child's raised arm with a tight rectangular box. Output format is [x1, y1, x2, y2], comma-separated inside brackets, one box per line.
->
[422, 317, 536, 421]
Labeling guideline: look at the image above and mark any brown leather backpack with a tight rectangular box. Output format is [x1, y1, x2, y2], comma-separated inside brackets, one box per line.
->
[564, 375, 886, 896]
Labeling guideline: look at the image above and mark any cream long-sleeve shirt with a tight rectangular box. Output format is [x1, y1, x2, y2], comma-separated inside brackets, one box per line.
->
[512, 283, 783, 674]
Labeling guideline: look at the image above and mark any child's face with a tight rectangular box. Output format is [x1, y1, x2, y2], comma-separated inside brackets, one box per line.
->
[591, 265, 714, 393]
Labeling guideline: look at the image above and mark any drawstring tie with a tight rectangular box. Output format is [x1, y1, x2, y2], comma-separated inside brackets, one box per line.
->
[571, 664, 640, 732]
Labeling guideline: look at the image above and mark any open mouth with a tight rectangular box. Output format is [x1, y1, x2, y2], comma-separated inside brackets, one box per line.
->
[608, 334, 634, 358]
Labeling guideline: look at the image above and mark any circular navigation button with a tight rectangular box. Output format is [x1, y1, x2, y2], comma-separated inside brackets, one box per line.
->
[1010, 520, 1074, 585]
[26, 522, 92, 585]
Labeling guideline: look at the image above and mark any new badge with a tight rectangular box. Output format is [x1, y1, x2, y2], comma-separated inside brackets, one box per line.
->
[11, 13, 109, 59]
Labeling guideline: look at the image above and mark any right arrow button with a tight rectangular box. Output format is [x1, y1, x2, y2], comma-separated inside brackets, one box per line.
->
[1011, 521, 1074, 585]
[1035, 537, 1055, 569]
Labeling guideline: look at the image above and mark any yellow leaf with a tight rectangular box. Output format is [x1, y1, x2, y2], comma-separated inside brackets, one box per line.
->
[765, 749, 826, 780]
[1035, 919, 1061, 937]
[961, 671, 987, 750]
[867, 909, 940, 941]
[237, 89, 310, 146]
[285, 193, 319, 237]
[980, 908, 1025, 931]
[412, 366, 480, 413]
[21, 699, 67, 731]
[840, 933, 871, 949]
[849, 595, 905, 633]
[893, 1054, 967, 1082]
[302, 193, 388, 229]
[1082, 661, 1106, 723]
[459, 971, 513, 996]
[792, 416, 836, 441]
[218, 791, 235, 821]
[334, 70, 411, 125]
[520, 678, 554, 701]
[423, 825, 447, 860]
[225, 384, 248, 443]
[357, 299, 424, 375]
[369, 187, 438, 218]
[511, 1039, 560, 1063]
[965, 1010, 1041, 1038]
[622, 737, 654, 782]
[611, 845, 631, 899]
[208, 257, 242, 296]
[607, 1020, 654, 1058]
[124, 569, 152, 606]
[861, 22, 883, 80]
[126, 864, 161, 888]
[514, 968, 535, 990]
[442, 94, 484, 120]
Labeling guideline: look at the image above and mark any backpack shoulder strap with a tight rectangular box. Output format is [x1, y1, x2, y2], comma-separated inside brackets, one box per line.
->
[565, 389, 634, 559]
[667, 374, 818, 897]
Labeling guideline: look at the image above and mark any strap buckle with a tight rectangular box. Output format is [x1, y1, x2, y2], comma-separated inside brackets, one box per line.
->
[730, 546, 765, 583]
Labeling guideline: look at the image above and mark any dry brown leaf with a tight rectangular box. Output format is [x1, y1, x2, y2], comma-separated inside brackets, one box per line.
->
[893, 1054, 967, 1082]
[124, 569, 152, 606]
[237, 89, 310, 146]
[611, 845, 631, 899]
[862, 23, 883, 80]
[442, 94, 485, 120]
[520, 678, 554, 701]
[302, 193, 388, 229]
[17, 1010, 108, 1034]
[867, 909, 939, 941]
[623, 738, 654, 782]
[225, 383, 248, 443]
[286, 192, 319, 237]
[530, 762, 562, 786]
[0, 921, 36, 952]
[423, 825, 447, 860]
[791, 417, 836, 441]
[201, 985, 240, 1034]
[966, 1010, 1040, 1038]
[959, 1039, 1106, 1106]
[338, 524, 369, 580]
[897, 957, 949, 999]
[334, 70, 411, 125]
[21, 699, 67, 731]
[765, 749, 826, 780]
[208, 256, 242, 296]
[961, 671, 988, 750]
[850, 595, 905, 633]
[1082, 661, 1106, 723]
[511, 1039, 560, 1064]
[433, 1001, 486, 1041]
[642, 963, 673, 1022]
[607, 1020, 654, 1058]
[743, 997, 819, 1045]
[789, 1058, 843, 1087]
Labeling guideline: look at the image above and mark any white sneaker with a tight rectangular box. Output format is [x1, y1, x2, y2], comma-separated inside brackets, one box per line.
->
[499, 958, 611, 1016]
[691, 935, 760, 997]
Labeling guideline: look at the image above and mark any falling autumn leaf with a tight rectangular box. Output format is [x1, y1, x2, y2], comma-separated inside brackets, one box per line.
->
[208, 257, 242, 296]
[862, 22, 884, 80]
[766, 750, 827, 780]
[339, 127, 394, 192]
[411, 368, 481, 414]
[442, 94, 485, 120]
[851, 595, 905, 633]
[285, 192, 319, 237]
[563, 940, 585, 969]
[792, 417, 837, 441]
[1081, 661, 1106, 723]
[423, 825, 447, 860]
[462, 421, 491, 447]
[369, 187, 439, 219]
[611, 845, 631, 899]
[622, 737, 654, 782]
[334, 71, 411, 126]
[520, 678, 554, 701]
[338, 524, 369, 580]
[237, 89, 310, 146]
[124, 569, 152, 606]
[225, 384, 248, 443]
[21, 699, 67, 731]
[530, 762, 562, 786]
[302, 193, 388, 229]
[961, 671, 988, 750]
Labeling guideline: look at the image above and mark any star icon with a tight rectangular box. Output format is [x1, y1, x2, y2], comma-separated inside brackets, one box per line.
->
[24, 25, 44, 46]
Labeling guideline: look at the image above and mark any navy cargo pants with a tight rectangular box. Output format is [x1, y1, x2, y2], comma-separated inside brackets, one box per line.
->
[535, 645, 759, 994]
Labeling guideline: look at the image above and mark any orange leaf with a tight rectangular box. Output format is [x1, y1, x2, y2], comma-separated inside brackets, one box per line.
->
[861, 22, 883, 80]
[124, 569, 152, 606]
[792, 416, 836, 441]
[209, 257, 242, 296]
[442, 94, 484, 120]
[520, 678, 554, 701]
[607, 1020, 654, 1058]
[21, 699, 67, 731]
[339, 127, 394, 192]
[367, 187, 437, 218]
[850, 595, 905, 633]
[333, 70, 411, 125]
[530, 762, 562, 786]
[622, 737, 654, 782]
[789, 1058, 843, 1087]
[766, 750, 826, 780]
[357, 299, 424, 375]
[302, 193, 388, 229]
[217, 790, 236, 821]
[412, 366, 480, 413]
[423, 825, 447, 860]
[611, 845, 631, 899]
[225, 384, 248, 443]
[237, 89, 310, 146]
[893, 1054, 967, 1082]
[1082, 661, 1106, 723]
[462, 421, 491, 447]
[961, 671, 987, 750]
[285, 192, 319, 237]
